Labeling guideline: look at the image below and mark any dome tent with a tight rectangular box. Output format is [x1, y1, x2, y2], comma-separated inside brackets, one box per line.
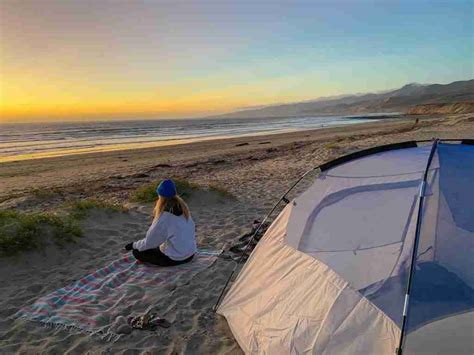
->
[217, 139, 474, 355]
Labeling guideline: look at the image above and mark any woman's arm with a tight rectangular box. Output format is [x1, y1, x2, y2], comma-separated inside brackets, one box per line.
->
[132, 214, 169, 251]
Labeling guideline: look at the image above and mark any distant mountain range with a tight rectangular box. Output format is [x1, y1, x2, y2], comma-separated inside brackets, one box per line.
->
[212, 79, 474, 118]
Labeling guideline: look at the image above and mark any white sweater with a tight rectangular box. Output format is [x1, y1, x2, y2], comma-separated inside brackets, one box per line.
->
[133, 212, 196, 261]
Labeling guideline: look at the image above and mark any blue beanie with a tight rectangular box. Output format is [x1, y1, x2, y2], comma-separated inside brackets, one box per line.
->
[156, 179, 177, 198]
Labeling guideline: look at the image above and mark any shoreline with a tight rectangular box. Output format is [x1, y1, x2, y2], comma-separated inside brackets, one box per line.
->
[0, 111, 403, 125]
[0, 115, 466, 202]
[0, 115, 405, 164]
[1, 118, 407, 164]
[0, 118, 414, 199]
[2, 114, 472, 205]
[0, 125, 351, 164]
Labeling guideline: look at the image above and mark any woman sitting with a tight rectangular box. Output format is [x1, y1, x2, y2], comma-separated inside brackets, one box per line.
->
[124, 179, 196, 266]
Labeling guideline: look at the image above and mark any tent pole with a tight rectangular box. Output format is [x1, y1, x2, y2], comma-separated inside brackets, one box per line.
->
[396, 139, 439, 355]
[212, 167, 319, 312]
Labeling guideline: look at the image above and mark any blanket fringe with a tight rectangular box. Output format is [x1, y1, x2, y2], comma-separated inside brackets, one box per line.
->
[10, 314, 122, 343]
[9, 249, 220, 345]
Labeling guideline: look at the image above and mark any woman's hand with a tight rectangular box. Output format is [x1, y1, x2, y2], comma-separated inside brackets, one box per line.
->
[124, 242, 134, 251]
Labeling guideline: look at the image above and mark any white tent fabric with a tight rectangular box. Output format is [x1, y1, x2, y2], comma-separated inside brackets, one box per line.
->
[219, 205, 400, 354]
[217, 141, 474, 355]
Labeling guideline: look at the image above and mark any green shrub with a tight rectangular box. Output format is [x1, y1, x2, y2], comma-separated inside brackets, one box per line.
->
[131, 183, 158, 203]
[175, 179, 200, 199]
[131, 179, 199, 203]
[69, 199, 127, 219]
[131, 179, 235, 203]
[0, 210, 83, 256]
[323, 142, 340, 150]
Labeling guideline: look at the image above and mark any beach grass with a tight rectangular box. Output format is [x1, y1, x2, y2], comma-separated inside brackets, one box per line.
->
[131, 178, 199, 203]
[130, 183, 157, 203]
[131, 179, 234, 203]
[68, 198, 127, 219]
[323, 142, 340, 150]
[0, 199, 127, 256]
[172, 179, 201, 200]
[0, 210, 83, 256]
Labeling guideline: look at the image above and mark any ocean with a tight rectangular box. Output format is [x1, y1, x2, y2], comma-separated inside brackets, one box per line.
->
[0, 115, 385, 162]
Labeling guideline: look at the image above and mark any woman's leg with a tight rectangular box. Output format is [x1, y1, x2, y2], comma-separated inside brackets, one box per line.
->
[132, 249, 161, 264]
[132, 248, 194, 267]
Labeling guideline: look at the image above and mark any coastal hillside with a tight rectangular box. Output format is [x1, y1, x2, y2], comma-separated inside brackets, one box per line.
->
[407, 101, 474, 115]
[213, 79, 474, 118]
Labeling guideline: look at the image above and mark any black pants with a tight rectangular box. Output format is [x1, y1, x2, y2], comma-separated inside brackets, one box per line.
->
[132, 248, 194, 267]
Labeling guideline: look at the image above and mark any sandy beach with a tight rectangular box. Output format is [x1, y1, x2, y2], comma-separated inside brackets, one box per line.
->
[1, 114, 473, 354]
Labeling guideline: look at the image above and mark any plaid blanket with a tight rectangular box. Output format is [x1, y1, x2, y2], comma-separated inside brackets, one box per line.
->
[12, 249, 219, 341]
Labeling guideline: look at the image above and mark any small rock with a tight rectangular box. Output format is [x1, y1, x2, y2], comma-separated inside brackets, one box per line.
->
[116, 324, 132, 334]
[115, 316, 127, 325]
[209, 159, 225, 165]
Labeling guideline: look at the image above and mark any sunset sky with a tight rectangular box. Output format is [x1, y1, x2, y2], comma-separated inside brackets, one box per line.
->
[0, 0, 472, 122]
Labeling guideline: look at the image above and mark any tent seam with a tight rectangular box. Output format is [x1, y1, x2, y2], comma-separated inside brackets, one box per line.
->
[280, 240, 401, 330]
[311, 282, 347, 349]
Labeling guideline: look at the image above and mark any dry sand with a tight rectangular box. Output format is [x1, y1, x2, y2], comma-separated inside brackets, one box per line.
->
[0, 114, 473, 354]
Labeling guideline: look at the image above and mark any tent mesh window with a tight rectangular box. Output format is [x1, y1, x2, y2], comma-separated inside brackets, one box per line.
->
[285, 145, 433, 327]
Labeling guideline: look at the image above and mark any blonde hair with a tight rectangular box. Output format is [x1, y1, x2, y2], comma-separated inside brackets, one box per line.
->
[153, 195, 190, 221]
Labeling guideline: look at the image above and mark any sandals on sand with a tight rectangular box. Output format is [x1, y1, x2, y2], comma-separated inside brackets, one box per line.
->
[128, 312, 171, 331]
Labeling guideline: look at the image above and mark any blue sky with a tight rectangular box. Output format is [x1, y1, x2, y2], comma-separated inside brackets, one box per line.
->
[1, 0, 473, 120]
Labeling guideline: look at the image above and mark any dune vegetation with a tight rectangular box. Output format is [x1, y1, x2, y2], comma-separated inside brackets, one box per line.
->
[0, 210, 82, 256]
[68, 198, 127, 219]
[131, 178, 234, 203]
[0, 198, 128, 256]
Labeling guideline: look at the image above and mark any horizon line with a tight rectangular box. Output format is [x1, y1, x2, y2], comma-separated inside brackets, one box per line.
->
[1, 78, 471, 124]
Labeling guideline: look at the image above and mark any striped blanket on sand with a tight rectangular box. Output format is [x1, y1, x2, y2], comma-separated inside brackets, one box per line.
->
[12, 249, 220, 341]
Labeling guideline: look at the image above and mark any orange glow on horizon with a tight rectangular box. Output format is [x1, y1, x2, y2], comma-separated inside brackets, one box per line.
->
[0, 72, 329, 122]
